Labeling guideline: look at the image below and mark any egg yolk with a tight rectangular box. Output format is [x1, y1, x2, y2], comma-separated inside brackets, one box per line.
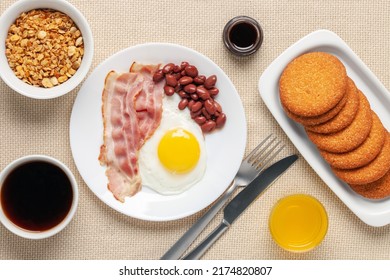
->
[158, 128, 200, 174]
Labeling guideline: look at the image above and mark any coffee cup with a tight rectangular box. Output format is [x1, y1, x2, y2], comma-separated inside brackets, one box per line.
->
[0, 155, 78, 239]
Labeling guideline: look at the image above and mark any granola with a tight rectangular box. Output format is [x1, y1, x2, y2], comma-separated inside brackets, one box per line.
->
[5, 9, 84, 88]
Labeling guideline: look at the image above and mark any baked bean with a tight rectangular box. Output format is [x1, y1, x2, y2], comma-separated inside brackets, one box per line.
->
[178, 90, 188, 98]
[185, 65, 198, 77]
[204, 75, 217, 89]
[199, 92, 210, 100]
[201, 120, 216, 132]
[190, 93, 199, 100]
[204, 99, 216, 115]
[174, 84, 181, 92]
[184, 84, 197, 93]
[196, 86, 210, 100]
[162, 63, 174, 74]
[196, 85, 207, 94]
[165, 74, 177, 87]
[178, 76, 193, 86]
[213, 100, 222, 113]
[194, 75, 206, 85]
[191, 110, 202, 119]
[191, 101, 203, 112]
[178, 99, 188, 110]
[172, 72, 182, 80]
[188, 100, 195, 110]
[180, 70, 186, 76]
[201, 107, 211, 120]
[194, 116, 206, 125]
[209, 87, 219, 96]
[152, 70, 164, 83]
[216, 113, 227, 128]
[180, 61, 189, 70]
[173, 64, 181, 73]
[164, 85, 175, 96]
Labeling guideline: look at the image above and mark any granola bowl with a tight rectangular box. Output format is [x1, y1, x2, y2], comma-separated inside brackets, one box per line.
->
[0, 0, 93, 99]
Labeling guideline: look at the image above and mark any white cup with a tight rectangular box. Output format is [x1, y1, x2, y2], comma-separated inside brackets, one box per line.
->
[0, 155, 78, 239]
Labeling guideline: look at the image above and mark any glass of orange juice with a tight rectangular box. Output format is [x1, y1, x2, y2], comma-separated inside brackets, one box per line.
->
[269, 194, 328, 252]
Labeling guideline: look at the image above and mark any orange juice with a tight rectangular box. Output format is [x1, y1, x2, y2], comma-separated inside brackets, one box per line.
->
[269, 194, 328, 252]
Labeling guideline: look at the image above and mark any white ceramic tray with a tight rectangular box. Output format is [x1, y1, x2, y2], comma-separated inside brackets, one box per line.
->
[258, 29, 390, 227]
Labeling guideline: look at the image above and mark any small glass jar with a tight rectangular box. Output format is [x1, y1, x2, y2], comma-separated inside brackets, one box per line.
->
[222, 16, 263, 56]
[269, 194, 328, 253]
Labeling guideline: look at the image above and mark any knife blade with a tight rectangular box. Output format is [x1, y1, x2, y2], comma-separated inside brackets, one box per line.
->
[182, 154, 298, 260]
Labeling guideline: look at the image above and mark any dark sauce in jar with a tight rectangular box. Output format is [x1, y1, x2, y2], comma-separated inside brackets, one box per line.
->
[223, 16, 263, 56]
[0, 161, 73, 232]
[229, 22, 258, 49]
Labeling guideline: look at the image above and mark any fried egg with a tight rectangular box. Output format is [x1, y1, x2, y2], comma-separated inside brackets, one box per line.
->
[138, 94, 207, 194]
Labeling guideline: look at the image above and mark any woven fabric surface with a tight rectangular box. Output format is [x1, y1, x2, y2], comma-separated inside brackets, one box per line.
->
[1, 0, 390, 260]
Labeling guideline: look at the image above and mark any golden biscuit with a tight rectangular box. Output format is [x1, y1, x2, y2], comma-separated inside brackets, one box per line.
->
[349, 170, 390, 200]
[320, 112, 385, 169]
[279, 52, 347, 117]
[284, 93, 347, 126]
[306, 91, 372, 153]
[306, 78, 359, 134]
[333, 133, 390, 185]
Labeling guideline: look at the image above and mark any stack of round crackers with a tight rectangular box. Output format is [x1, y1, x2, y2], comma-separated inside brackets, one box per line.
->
[279, 52, 390, 200]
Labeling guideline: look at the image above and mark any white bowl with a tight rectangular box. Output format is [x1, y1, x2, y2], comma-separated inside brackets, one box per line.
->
[0, 0, 94, 99]
[0, 155, 79, 239]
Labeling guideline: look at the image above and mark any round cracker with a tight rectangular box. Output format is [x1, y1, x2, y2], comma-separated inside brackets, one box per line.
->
[306, 78, 359, 134]
[280, 52, 347, 117]
[333, 133, 390, 185]
[284, 92, 347, 126]
[349, 170, 390, 200]
[306, 90, 372, 153]
[320, 112, 385, 169]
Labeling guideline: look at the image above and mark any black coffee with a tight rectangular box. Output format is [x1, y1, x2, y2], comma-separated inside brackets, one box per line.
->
[229, 22, 258, 49]
[1, 161, 73, 232]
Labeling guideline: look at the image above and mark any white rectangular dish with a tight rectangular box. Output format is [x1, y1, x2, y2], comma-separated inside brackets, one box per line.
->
[258, 29, 390, 227]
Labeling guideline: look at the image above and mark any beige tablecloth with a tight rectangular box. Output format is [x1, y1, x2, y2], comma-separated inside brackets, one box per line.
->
[1, 0, 390, 260]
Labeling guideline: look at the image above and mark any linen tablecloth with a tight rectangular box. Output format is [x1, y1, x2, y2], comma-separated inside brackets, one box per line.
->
[1, 0, 389, 260]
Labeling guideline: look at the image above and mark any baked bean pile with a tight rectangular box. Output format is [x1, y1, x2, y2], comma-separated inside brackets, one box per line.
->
[153, 62, 227, 133]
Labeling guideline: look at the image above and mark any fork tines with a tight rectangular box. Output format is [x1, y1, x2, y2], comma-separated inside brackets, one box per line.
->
[247, 134, 285, 172]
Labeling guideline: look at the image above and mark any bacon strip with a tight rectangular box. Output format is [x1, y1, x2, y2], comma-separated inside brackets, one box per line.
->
[99, 63, 163, 202]
[132, 63, 164, 142]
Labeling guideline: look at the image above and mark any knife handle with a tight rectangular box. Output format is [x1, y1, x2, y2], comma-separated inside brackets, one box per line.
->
[182, 220, 230, 260]
[161, 180, 239, 260]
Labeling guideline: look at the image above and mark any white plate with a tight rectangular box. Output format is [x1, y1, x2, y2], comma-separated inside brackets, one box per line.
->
[70, 43, 247, 221]
[258, 30, 390, 227]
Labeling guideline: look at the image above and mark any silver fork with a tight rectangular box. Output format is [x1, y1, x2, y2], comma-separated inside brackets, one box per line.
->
[161, 134, 284, 260]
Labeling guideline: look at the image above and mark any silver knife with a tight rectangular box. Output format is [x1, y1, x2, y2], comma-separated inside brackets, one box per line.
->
[182, 154, 298, 260]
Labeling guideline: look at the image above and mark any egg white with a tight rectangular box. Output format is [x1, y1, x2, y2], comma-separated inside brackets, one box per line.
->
[138, 94, 207, 195]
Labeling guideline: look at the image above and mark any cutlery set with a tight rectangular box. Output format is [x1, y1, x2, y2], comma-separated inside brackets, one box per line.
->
[161, 134, 298, 260]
